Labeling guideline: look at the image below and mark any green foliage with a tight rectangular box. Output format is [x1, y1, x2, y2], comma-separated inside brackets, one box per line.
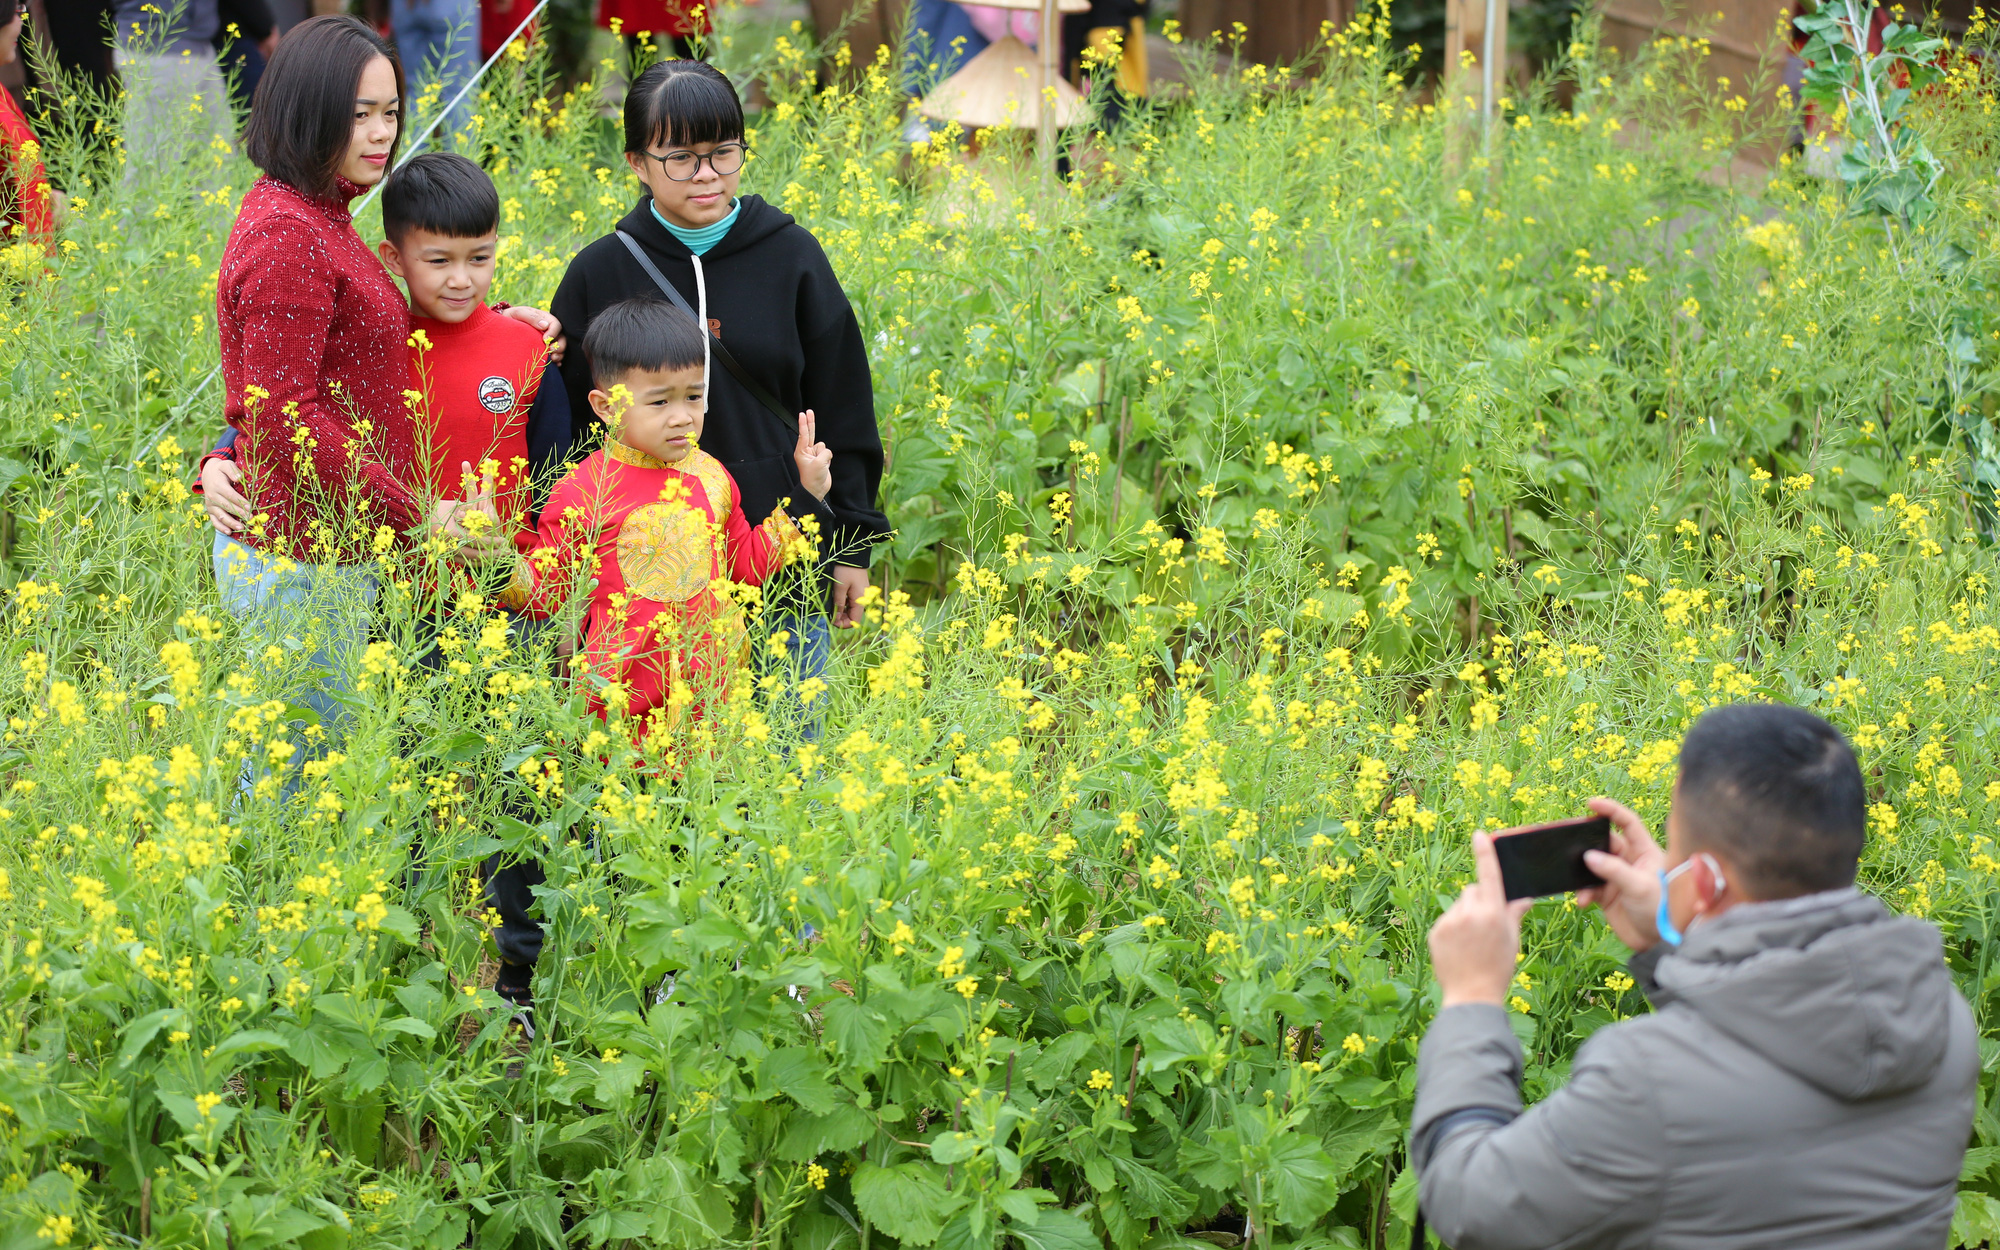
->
[7, 7, 2000, 1250]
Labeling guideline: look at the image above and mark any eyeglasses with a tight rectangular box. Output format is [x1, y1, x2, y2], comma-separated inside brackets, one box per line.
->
[640, 142, 748, 181]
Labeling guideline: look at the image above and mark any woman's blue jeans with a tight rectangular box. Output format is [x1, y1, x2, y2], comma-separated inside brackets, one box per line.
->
[213, 534, 380, 800]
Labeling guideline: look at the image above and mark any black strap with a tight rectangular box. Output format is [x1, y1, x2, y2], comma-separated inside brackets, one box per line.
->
[1412, 1211, 1425, 1250]
[614, 229, 797, 435]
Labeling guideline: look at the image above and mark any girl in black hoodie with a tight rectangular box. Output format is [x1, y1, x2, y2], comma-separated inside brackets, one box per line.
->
[548, 61, 889, 691]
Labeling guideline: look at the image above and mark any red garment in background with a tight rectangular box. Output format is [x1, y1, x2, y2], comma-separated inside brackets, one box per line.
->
[216, 175, 423, 562]
[0, 89, 54, 240]
[480, 0, 537, 61]
[595, 0, 712, 40]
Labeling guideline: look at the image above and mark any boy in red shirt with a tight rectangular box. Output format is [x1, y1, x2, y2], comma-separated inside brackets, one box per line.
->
[501, 297, 833, 745]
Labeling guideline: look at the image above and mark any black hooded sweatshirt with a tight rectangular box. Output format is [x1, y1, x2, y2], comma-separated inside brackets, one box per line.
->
[549, 194, 889, 572]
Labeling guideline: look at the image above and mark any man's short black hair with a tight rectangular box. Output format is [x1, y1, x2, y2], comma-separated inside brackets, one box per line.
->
[1675, 703, 1866, 898]
[244, 16, 403, 199]
[583, 299, 706, 389]
[623, 59, 744, 153]
[381, 153, 499, 247]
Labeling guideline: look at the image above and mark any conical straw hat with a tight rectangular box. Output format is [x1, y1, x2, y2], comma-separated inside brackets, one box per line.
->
[918, 35, 1091, 130]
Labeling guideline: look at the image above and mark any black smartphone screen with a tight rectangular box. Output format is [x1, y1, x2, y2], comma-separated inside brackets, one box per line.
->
[1490, 816, 1611, 900]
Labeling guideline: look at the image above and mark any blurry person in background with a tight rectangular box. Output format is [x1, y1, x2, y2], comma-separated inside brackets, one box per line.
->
[1061, 0, 1146, 132]
[215, 0, 280, 118]
[0, 0, 55, 240]
[111, 0, 232, 163]
[27, 1, 117, 103]
[598, 0, 712, 68]
[390, 0, 477, 135]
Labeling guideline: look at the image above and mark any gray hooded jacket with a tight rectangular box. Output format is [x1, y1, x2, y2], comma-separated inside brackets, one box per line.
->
[1412, 889, 1978, 1249]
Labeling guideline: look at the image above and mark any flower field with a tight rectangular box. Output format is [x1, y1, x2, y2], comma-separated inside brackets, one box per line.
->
[12, 7, 2000, 1248]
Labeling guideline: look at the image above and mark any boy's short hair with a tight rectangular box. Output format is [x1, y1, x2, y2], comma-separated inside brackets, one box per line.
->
[583, 299, 706, 388]
[1676, 703, 1867, 899]
[381, 153, 499, 247]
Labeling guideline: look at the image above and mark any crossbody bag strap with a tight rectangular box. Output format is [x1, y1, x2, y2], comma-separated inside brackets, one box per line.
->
[614, 230, 797, 435]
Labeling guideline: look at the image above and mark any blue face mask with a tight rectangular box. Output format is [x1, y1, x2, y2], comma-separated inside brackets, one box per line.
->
[1656, 870, 1686, 947]
[1656, 855, 1724, 948]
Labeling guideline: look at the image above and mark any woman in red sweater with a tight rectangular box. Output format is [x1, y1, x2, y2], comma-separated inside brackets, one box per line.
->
[212, 16, 550, 788]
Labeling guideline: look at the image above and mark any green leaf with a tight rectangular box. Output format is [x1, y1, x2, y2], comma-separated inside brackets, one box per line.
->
[1026, 1032, 1093, 1091]
[1109, 1156, 1194, 1223]
[776, 1103, 874, 1161]
[118, 1008, 186, 1070]
[821, 996, 892, 1070]
[1178, 1128, 1242, 1190]
[1264, 1131, 1339, 1228]
[1953, 1189, 2000, 1246]
[209, 1029, 290, 1061]
[381, 1016, 437, 1041]
[851, 1161, 953, 1246]
[593, 1054, 647, 1106]
[934, 1209, 997, 1250]
[760, 1047, 839, 1115]
[1011, 1208, 1099, 1250]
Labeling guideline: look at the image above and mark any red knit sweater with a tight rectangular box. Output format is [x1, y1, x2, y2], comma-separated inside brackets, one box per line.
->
[217, 175, 422, 562]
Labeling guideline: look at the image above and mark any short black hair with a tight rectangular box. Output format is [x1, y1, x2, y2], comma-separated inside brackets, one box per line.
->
[1675, 703, 1867, 898]
[381, 153, 498, 246]
[623, 59, 743, 153]
[244, 16, 403, 199]
[583, 299, 706, 388]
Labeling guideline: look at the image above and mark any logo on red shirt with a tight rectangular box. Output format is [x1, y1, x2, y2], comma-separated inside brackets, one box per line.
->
[478, 376, 517, 413]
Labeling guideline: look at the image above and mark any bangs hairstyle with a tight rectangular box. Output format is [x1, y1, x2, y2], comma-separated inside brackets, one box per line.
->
[1675, 703, 1867, 898]
[623, 60, 744, 153]
[244, 16, 402, 199]
[382, 153, 499, 246]
[584, 299, 707, 388]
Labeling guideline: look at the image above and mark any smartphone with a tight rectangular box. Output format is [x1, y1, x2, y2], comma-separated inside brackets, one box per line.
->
[1490, 816, 1610, 900]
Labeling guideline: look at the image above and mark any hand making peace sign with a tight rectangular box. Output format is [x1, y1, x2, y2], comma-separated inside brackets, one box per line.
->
[793, 409, 833, 501]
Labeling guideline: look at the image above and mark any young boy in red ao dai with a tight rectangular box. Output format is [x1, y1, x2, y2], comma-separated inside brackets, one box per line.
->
[501, 298, 833, 753]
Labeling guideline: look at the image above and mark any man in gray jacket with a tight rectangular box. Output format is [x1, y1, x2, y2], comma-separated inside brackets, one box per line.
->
[1415, 702, 1977, 1248]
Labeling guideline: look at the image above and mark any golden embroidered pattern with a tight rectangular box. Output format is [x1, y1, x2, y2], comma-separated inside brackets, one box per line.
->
[618, 502, 714, 602]
[680, 450, 734, 518]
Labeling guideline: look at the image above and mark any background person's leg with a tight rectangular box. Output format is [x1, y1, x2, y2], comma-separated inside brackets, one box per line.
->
[393, 0, 480, 139]
[115, 49, 231, 174]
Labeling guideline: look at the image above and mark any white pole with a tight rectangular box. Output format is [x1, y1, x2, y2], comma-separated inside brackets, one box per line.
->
[1479, 0, 1497, 130]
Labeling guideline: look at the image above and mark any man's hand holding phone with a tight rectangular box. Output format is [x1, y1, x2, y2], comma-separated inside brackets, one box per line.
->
[1428, 832, 1535, 1009]
[1578, 796, 1669, 952]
